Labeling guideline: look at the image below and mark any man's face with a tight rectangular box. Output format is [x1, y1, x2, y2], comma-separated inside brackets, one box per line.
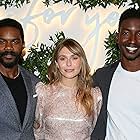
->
[117, 18, 140, 62]
[0, 26, 24, 68]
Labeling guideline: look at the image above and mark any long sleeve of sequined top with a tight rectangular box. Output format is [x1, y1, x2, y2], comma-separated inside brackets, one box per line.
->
[34, 82, 102, 140]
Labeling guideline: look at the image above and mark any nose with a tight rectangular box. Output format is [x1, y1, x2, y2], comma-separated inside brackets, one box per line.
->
[129, 34, 136, 44]
[66, 59, 72, 66]
[4, 42, 14, 50]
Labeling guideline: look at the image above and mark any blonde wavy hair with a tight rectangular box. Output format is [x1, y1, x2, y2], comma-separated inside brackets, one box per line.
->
[48, 38, 94, 116]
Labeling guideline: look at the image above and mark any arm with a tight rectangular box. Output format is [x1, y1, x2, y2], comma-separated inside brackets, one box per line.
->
[34, 82, 46, 140]
[91, 87, 102, 127]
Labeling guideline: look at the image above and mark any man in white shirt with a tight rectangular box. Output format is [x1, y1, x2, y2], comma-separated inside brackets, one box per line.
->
[91, 8, 140, 140]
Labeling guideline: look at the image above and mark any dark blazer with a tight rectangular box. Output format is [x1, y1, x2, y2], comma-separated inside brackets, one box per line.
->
[0, 65, 40, 140]
[91, 61, 119, 140]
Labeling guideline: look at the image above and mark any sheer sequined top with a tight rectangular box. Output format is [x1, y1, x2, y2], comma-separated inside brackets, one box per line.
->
[34, 82, 102, 140]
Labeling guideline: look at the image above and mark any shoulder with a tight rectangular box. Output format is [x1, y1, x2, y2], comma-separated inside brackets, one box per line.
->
[35, 82, 48, 94]
[19, 65, 40, 83]
[34, 82, 48, 103]
[94, 61, 119, 75]
[35, 82, 57, 97]
[92, 61, 119, 86]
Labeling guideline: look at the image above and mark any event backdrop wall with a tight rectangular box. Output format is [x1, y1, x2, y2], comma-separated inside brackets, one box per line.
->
[0, 0, 128, 74]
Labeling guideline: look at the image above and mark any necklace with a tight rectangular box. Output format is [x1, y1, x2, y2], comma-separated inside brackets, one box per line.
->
[0, 68, 20, 79]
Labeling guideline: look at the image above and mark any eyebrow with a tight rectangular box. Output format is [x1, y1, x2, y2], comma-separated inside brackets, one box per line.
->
[58, 54, 79, 57]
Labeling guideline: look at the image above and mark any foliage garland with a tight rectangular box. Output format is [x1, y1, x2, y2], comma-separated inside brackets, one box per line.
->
[43, 0, 140, 11]
[0, 0, 30, 9]
[1, 0, 140, 10]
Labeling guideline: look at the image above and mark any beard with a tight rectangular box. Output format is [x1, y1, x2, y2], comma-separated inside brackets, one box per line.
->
[0, 51, 21, 68]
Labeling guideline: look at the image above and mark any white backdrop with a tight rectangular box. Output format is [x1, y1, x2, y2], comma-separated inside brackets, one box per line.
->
[0, 1, 129, 74]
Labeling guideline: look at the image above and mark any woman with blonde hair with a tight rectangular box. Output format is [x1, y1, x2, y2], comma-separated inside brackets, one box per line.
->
[34, 38, 102, 140]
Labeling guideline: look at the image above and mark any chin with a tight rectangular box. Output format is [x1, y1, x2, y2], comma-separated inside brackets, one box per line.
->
[65, 75, 78, 79]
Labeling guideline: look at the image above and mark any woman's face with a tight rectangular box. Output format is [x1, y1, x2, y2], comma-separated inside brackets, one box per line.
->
[56, 47, 82, 81]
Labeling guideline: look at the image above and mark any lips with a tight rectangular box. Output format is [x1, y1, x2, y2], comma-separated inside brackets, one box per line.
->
[3, 54, 15, 59]
[125, 46, 138, 53]
[65, 69, 74, 72]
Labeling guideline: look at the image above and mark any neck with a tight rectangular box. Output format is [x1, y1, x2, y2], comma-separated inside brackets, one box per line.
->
[121, 59, 140, 72]
[0, 64, 19, 79]
[60, 78, 77, 88]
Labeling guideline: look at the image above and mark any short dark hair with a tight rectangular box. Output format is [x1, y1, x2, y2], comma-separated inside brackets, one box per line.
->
[119, 8, 140, 30]
[0, 18, 24, 43]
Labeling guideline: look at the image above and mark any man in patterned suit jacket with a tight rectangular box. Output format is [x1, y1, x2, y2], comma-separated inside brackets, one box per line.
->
[0, 18, 40, 140]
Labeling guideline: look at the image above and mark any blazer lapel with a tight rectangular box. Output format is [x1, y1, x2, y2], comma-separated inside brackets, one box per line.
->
[104, 62, 119, 101]
[21, 69, 36, 129]
[101, 61, 119, 127]
[91, 62, 120, 139]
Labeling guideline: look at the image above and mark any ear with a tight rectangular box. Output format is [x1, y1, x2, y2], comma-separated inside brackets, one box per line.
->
[115, 32, 120, 50]
[116, 32, 119, 44]
[21, 44, 26, 57]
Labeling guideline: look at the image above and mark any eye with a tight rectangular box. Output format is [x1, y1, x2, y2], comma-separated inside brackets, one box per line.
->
[72, 55, 79, 60]
[121, 31, 129, 36]
[0, 39, 6, 45]
[137, 32, 140, 37]
[58, 56, 66, 61]
[12, 39, 20, 45]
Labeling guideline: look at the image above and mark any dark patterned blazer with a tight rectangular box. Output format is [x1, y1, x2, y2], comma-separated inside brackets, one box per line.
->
[0, 65, 40, 140]
[91, 61, 119, 140]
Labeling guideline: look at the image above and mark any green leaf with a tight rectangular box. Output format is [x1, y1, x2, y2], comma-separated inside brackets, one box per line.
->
[104, 30, 120, 65]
